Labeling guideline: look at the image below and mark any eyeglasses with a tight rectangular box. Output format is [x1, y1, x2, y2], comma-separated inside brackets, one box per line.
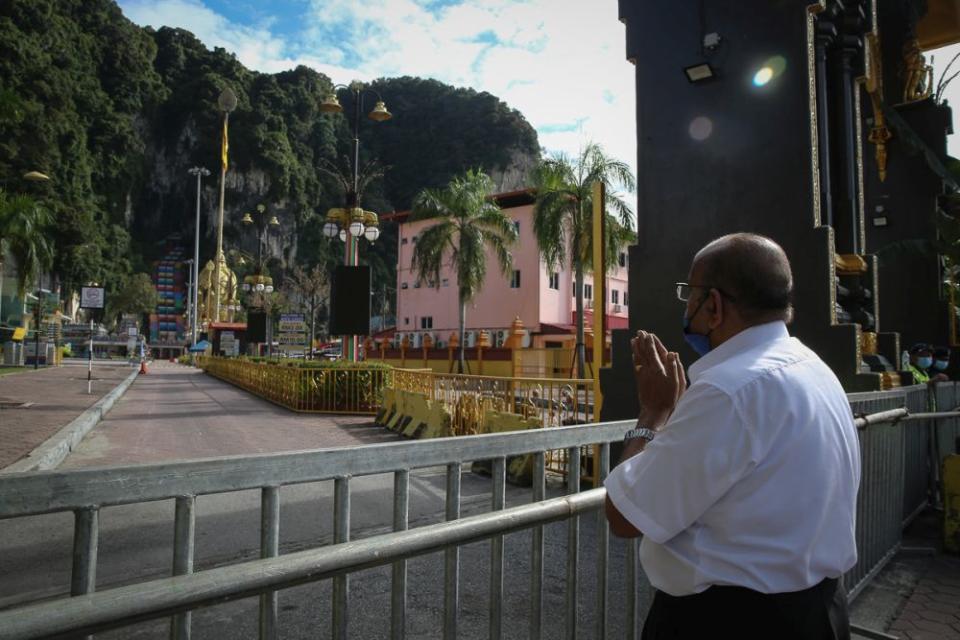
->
[675, 282, 736, 303]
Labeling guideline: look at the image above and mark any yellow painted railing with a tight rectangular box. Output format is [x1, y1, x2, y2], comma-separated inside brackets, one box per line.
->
[391, 368, 598, 482]
[199, 357, 392, 414]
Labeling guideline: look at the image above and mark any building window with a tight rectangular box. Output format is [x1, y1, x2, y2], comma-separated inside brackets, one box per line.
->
[612, 290, 620, 305]
[584, 284, 593, 300]
[421, 316, 433, 329]
[549, 272, 559, 290]
[514, 221, 521, 234]
[619, 252, 627, 268]
[404, 317, 409, 325]
[401, 283, 408, 289]
[401, 238, 408, 245]
[412, 235, 418, 243]
[413, 281, 421, 288]
[572, 281, 576, 296]
[442, 278, 449, 287]
[510, 270, 521, 288]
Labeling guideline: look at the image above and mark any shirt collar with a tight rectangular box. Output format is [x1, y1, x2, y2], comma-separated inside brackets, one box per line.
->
[687, 321, 790, 382]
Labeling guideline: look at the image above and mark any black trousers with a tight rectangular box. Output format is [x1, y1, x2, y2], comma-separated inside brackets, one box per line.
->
[641, 578, 850, 640]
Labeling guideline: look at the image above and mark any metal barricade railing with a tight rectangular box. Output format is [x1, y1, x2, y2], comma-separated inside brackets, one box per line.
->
[0, 421, 634, 640]
[1, 401, 958, 638]
[199, 357, 392, 414]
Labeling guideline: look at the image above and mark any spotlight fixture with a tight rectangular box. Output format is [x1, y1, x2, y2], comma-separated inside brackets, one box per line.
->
[684, 63, 715, 83]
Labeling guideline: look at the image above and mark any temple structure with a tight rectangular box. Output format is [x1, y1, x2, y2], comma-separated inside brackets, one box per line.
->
[604, 0, 958, 420]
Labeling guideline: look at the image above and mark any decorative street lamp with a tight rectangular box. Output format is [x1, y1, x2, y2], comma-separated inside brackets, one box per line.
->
[320, 81, 391, 360]
[240, 203, 280, 296]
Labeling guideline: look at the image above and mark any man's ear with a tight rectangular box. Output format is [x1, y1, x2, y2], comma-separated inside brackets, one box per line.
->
[708, 289, 724, 330]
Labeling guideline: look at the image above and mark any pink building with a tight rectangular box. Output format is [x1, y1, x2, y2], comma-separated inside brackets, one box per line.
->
[387, 189, 629, 349]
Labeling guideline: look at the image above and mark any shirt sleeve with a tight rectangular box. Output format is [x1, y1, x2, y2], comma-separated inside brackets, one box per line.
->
[604, 382, 755, 544]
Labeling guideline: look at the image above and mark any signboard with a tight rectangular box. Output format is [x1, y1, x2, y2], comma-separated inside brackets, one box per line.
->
[128, 327, 138, 337]
[80, 287, 105, 310]
[220, 331, 236, 355]
[127, 338, 137, 353]
[278, 333, 307, 346]
[11, 327, 26, 341]
[278, 314, 305, 333]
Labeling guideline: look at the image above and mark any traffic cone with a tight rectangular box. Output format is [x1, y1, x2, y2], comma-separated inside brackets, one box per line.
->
[139, 359, 148, 375]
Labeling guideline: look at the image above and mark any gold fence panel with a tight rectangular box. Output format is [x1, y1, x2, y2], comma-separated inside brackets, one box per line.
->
[391, 369, 596, 481]
[198, 357, 390, 415]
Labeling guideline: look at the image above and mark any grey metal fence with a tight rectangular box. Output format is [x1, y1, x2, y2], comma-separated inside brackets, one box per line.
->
[0, 390, 956, 639]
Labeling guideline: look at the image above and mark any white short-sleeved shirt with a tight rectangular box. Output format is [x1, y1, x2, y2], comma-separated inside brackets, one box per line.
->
[605, 321, 861, 596]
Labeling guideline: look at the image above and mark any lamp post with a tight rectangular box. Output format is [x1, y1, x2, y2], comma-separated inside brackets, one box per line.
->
[319, 81, 391, 361]
[241, 205, 280, 355]
[187, 166, 209, 348]
[213, 87, 237, 324]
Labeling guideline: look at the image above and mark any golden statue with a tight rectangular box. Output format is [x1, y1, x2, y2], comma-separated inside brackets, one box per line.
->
[865, 33, 893, 182]
[902, 38, 934, 103]
[197, 254, 238, 324]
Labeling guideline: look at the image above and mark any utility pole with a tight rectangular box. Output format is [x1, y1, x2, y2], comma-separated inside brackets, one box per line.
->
[187, 166, 210, 347]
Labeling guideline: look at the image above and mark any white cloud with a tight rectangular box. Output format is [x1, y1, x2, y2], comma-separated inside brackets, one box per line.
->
[118, 0, 638, 196]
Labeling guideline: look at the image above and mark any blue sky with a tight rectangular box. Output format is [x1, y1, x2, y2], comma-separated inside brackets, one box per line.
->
[117, 0, 638, 191]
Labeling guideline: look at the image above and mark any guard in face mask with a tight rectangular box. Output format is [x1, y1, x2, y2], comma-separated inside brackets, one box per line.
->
[907, 343, 934, 384]
[932, 347, 952, 382]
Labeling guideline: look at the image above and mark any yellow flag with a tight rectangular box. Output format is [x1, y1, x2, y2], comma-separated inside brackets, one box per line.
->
[221, 117, 229, 169]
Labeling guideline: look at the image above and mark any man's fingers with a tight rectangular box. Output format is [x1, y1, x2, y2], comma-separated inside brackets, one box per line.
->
[652, 334, 670, 362]
[633, 331, 649, 368]
[675, 352, 687, 392]
[643, 334, 666, 375]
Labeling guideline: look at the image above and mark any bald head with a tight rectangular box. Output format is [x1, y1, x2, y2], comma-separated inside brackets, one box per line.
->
[691, 233, 794, 324]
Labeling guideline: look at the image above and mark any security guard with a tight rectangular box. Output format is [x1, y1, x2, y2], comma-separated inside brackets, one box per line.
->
[907, 343, 933, 384]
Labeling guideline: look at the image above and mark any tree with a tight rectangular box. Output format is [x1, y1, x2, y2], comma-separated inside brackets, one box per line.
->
[285, 265, 328, 358]
[106, 273, 158, 329]
[0, 190, 54, 298]
[411, 169, 518, 373]
[532, 142, 636, 379]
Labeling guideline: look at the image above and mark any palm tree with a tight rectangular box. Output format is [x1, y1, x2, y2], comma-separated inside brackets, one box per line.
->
[411, 169, 519, 373]
[532, 142, 636, 379]
[0, 190, 54, 299]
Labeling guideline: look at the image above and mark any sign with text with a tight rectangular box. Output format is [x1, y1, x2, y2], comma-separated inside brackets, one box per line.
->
[278, 332, 307, 346]
[278, 314, 306, 333]
[220, 331, 236, 355]
[80, 286, 105, 309]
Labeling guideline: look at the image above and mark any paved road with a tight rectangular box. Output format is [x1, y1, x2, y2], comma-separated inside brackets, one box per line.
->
[0, 364, 647, 638]
[62, 363, 401, 468]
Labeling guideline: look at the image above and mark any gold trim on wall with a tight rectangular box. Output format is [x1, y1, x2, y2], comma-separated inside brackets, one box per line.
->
[807, 3, 826, 229]
[854, 79, 867, 252]
[828, 226, 838, 324]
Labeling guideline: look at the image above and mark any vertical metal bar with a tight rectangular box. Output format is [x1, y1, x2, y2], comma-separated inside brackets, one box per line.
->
[625, 538, 638, 640]
[596, 442, 610, 639]
[332, 477, 351, 640]
[71, 507, 99, 595]
[392, 470, 410, 640]
[260, 487, 280, 640]
[490, 457, 506, 640]
[444, 462, 462, 640]
[530, 452, 546, 640]
[171, 496, 196, 640]
[566, 446, 581, 640]
[72, 507, 99, 640]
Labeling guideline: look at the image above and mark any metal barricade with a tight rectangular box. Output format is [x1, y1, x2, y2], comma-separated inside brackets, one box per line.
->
[0, 421, 635, 640]
[1, 404, 956, 638]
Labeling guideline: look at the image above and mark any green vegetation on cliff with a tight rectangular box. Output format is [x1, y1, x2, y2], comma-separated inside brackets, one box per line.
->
[0, 0, 541, 310]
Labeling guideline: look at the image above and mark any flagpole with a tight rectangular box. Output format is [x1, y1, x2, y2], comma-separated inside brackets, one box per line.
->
[213, 88, 237, 323]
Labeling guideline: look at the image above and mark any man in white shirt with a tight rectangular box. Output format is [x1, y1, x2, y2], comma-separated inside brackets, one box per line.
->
[605, 233, 861, 639]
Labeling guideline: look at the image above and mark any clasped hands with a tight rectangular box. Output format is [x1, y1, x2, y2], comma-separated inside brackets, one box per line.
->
[631, 330, 686, 429]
